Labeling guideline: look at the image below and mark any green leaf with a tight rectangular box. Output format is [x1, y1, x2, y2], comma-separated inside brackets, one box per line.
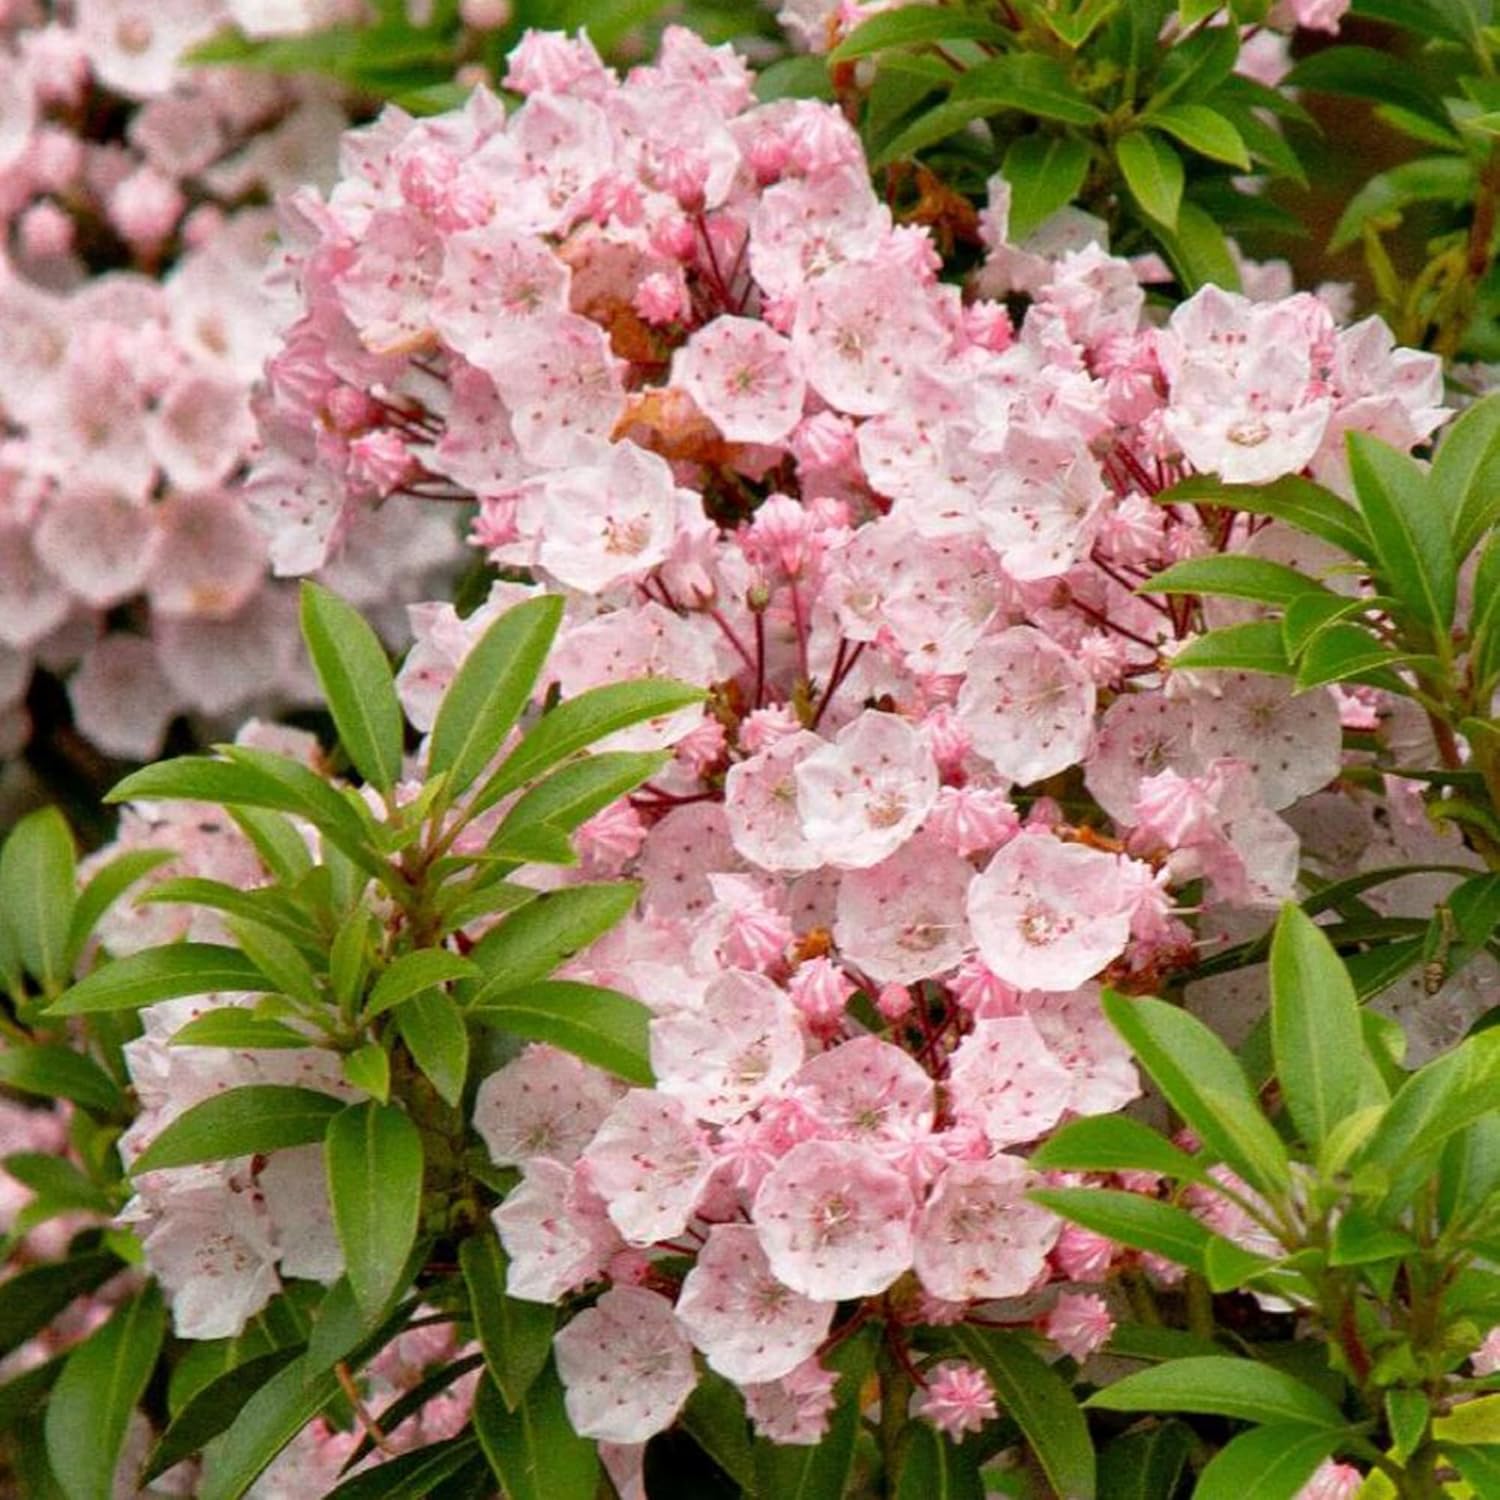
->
[1030, 1115, 1207, 1181]
[829, 6, 1009, 59]
[1191, 1423, 1346, 1499]
[326, 1102, 424, 1318]
[1144, 556, 1330, 606]
[229, 808, 314, 886]
[1169, 622, 1292, 677]
[491, 751, 668, 844]
[753, 54, 836, 103]
[199, 1354, 343, 1500]
[324, 1437, 481, 1499]
[367, 950, 478, 1019]
[342, 1042, 390, 1103]
[330, 910, 375, 1014]
[1, 1155, 110, 1215]
[1355, 1027, 1500, 1186]
[48, 943, 270, 1016]
[1329, 154, 1476, 252]
[1285, 45, 1449, 125]
[169, 1011, 312, 1051]
[131, 1085, 346, 1173]
[1096, 1421, 1193, 1500]
[473, 679, 705, 814]
[894, 1423, 985, 1500]
[1116, 130, 1184, 228]
[953, 1327, 1095, 1500]
[145, 1349, 302, 1482]
[396, 989, 469, 1107]
[871, 99, 1003, 166]
[0, 1251, 121, 1358]
[1472, 529, 1500, 693]
[227, 916, 322, 1008]
[1347, 430, 1456, 634]
[1157, 475, 1373, 561]
[1103, 991, 1291, 1197]
[1003, 134, 1092, 241]
[45, 1284, 165, 1500]
[468, 884, 641, 1000]
[951, 55, 1105, 125]
[1449, 1446, 1500, 1496]
[1144, 102, 1249, 167]
[680, 1373, 756, 1494]
[471, 980, 653, 1085]
[472, 1366, 598, 1500]
[1295, 628, 1437, 692]
[65, 848, 174, 971]
[1030, 1187, 1216, 1274]
[1084, 1356, 1344, 1427]
[428, 595, 564, 800]
[0, 807, 76, 994]
[139, 878, 322, 948]
[0, 1044, 122, 1115]
[460, 1233, 554, 1412]
[1153, 198, 1242, 292]
[1269, 904, 1365, 1151]
[754, 1325, 878, 1500]
[1435, 392, 1500, 561]
[1385, 1389, 1430, 1464]
[299, 583, 404, 795]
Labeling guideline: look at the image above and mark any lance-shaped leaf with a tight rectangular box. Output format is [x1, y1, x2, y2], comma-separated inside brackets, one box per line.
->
[460, 1233, 553, 1411]
[65, 847, 174, 971]
[467, 884, 641, 1000]
[366, 950, 478, 1019]
[48, 943, 271, 1016]
[1157, 474, 1373, 560]
[326, 1102, 424, 1318]
[1191, 1423, 1346, 1500]
[471, 981, 652, 1085]
[0, 1044, 123, 1115]
[131, 1085, 346, 1173]
[1084, 1356, 1345, 1427]
[300, 582, 404, 794]
[1434, 391, 1500, 561]
[428, 594, 564, 800]
[1270, 904, 1365, 1151]
[1031, 1116, 1207, 1181]
[1116, 129, 1184, 228]
[472, 1366, 598, 1500]
[830, 5, 1009, 59]
[0, 806, 76, 993]
[396, 989, 469, 1107]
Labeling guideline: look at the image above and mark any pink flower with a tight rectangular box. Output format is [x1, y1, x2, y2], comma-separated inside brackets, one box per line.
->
[473, 1044, 623, 1168]
[676, 1223, 835, 1382]
[1044, 1292, 1114, 1362]
[947, 1015, 1073, 1148]
[553, 1287, 698, 1443]
[916, 1362, 998, 1439]
[742, 1356, 839, 1445]
[753, 1139, 917, 1299]
[787, 956, 856, 1036]
[674, 317, 807, 445]
[582, 1091, 713, 1246]
[1295, 1462, 1363, 1500]
[967, 832, 1137, 991]
[790, 1034, 935, 1142]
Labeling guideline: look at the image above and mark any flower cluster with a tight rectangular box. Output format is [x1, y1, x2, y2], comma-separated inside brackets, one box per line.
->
[216, 25, 1500, 1462]
[0, 1, 463, 763]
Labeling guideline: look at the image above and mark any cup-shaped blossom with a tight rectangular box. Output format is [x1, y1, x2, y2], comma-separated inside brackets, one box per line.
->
[946, 1015, 1073, 1149]
[472, 1043, 624, 1167]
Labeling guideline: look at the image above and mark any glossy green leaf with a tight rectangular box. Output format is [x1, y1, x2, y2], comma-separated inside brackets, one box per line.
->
[1347, 430, 1455, 634]
[329, 910, 375, 1014]
[342, 1042, 390, 1103]
[680, 1373, 756, 1494]
[460, 1233, 553, 1412]
[1355, 1027, 1500, 1185]
[65, 848, 174, 971]
[472, 1366, 598, 1500]
[228, 808, 314, 886]
[1448, 1445, 1500, 1495]
[894, 1424, 985, 1500]
[1191, 1423, 1346, 1499]
[829, 5, 1009, 58]
[1030, 1115, 1207, 1181]
[1328, 154, 1475, 252]
[428, 595, 564, 799]
[132, 1085, 345, 1173]
[1157, 475, 1373, 560]
[145, 1349, 302, 1482]
[1146, 102, 1249, 167]
[326, 1438, 481, 1499]
[48, 943, 270, 1016]
[1293, 624, 1433, 692]
[1472, 529, 1500, 693]
[951, 55, 1104, 124]
[870, 99, 1002, 166]
[953, 1327, 1095, 1500]
[493, 751, 667, 846]
[473, 679, 704, 814]
[366, 950, 478, 1019]
[1085, 1356, 1344, 1427]
[139, 878, 322, 948]
[1103, 991, 1291, 1197]
[468, 884, 641, 1000]
[1, 1154, 110, 1215]
[168, 1011, 309, 1051]
[1285, 45, 1449, 124]
[1144, 556, 1330, 605]
[1096, 1421, 1192, 1500]
[45, 1284, 165, 1500]
[396, 989, 469, 1107]
[1435, 392, 1500, 560]
[1153, 198, 1242, 292]
[1031, 1187, 1216, 1274]
[1169, 622, 1292, 677]
[471, 980, 653, 1084]
[299, 582, 404, 795]
[1269, 904, 1365, 1150]
[1003, 134, 1092, 241]
[226, 917, 322, 1007]
[1116, 129, 1184, 228]
[0, 1251, 121, 1358]
[0, 1044, 122, 1115]
[326, 1102, 424, 1318]
[0, 807, 76, 993]
[1384, 1388, 1430, 1464]
[199, 1354, 343, 1500]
